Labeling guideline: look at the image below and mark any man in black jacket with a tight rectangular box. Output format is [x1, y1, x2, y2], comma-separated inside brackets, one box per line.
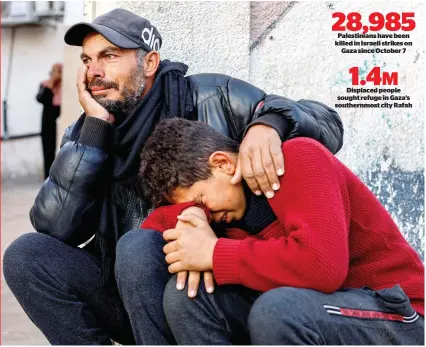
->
[3, 8, 344, 345]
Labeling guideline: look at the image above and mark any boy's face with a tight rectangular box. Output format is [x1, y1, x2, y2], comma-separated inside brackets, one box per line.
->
[170, 152, 247, 224]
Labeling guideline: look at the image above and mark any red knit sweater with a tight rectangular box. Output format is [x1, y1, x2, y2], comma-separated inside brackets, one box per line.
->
[142, 138, 424, 315]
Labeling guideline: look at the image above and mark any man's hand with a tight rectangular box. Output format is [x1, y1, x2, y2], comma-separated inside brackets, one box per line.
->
[163, 213, 218, 273]
[176, 271, 215, 298]
[231, 124, 284, 198]
[76, 64, 115, 124]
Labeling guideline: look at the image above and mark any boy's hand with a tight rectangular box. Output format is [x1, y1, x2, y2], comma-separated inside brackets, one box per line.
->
[174, 205, 214, 297]
[176, 271, 215, 298]
[76, 64, 115, 124]
[163, 213, 218, 273]
[231, 124, 284, 198]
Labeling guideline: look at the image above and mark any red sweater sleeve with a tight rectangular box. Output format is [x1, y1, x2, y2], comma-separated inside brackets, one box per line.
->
[141, 202, 211, 233]
[213, 138, 350, 293]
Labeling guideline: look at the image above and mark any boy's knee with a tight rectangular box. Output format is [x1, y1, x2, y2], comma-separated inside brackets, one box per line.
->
[163, 275, 189, 322]
[248, 287, 316, 344]
[116, 229, 163, 262]
[115, 229, 165, 283]
[248, 288, 281, 329]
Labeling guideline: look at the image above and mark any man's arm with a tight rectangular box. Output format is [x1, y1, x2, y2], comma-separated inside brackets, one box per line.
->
[250, 96, 344, 153]
[30, 64, 117, 246]
[212, 138, 350, 293]
[226, 78, 344, 154]
[226, 77, 344, 197]
[30, 117, 114, 246]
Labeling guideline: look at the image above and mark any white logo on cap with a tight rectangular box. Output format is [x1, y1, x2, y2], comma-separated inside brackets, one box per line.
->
[141, 26, 160, 51]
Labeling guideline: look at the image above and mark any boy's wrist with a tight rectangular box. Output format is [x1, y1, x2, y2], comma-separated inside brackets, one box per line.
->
[180, 206, 208, 221]
[207, 237, 219, 270]
[176, 205, 209, 229]
[212, 238, 241, 285]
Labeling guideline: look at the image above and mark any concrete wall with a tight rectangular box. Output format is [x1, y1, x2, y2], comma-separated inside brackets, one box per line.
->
[117, 1, 251, 79]
[1, 0, 84, 181]
[249, 1, 424, 257]
[1, 25, 66, 180]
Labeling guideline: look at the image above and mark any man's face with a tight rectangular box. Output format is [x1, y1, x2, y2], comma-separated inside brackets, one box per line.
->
[171, 157, 247, 224]
[80, 32, 146, 117]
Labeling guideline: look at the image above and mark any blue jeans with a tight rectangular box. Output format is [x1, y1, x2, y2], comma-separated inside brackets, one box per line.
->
[4, 230, 424, 345]
[164, 275, 260, 345]
[3, 229, 174, 345]
[164, 281, 424, 345]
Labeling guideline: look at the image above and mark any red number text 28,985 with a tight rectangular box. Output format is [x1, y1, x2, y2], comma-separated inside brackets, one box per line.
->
[332, 12, 415, 34]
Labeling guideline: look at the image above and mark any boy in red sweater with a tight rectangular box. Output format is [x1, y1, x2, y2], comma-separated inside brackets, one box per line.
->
[139, 118, 424, 345]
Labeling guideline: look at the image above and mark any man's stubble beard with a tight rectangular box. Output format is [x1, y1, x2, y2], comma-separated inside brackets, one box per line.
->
[93, 66, 146, 121]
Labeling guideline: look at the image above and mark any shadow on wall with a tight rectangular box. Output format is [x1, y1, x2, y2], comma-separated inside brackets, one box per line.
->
[250, 1, 296, 52]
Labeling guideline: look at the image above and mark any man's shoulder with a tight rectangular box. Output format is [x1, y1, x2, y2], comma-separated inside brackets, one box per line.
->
[186, 73, 232, 89]
[186, 73, 264, 105]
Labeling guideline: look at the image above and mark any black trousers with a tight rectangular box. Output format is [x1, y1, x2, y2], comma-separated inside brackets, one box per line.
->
[41, 115, 57, 179]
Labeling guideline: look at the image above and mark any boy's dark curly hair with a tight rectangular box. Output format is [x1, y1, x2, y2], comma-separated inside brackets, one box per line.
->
[139, 118, 239, 207]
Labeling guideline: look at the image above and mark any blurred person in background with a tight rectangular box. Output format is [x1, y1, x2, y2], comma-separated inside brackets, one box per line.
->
[36, 63, 62, 179]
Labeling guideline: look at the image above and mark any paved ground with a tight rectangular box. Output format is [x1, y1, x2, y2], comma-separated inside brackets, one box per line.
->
[1, 178, 49, 345]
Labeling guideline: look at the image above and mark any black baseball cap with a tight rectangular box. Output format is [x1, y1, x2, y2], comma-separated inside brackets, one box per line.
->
[64, 8, 162, 52]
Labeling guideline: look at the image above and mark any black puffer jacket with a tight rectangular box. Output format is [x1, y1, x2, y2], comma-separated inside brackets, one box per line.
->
[30, 73, 344, 248]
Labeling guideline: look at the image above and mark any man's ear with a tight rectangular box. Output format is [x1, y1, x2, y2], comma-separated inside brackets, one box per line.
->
[143, 51, 160, 78]
[208, 152, 237, 175]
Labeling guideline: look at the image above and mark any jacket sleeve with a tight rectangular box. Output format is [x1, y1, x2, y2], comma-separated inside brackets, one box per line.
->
[29, 116, 114, 246]
[226, 78, 344, 154]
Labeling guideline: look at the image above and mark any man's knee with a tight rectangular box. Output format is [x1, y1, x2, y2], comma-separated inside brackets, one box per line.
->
[115, 229, 165, 284]
[3, 233, 49, 287]
[248, 287, 320, 344]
